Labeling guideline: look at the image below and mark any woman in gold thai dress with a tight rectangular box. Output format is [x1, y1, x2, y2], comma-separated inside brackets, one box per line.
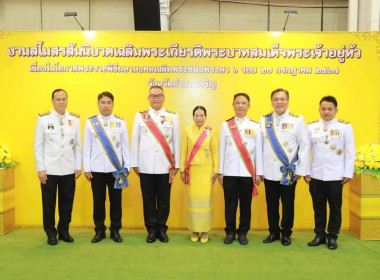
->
[180, 106, 219, 243]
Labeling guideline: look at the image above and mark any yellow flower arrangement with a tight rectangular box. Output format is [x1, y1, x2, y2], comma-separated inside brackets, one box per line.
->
[0, 143, 16, 168]
[354, 143, 380, 178]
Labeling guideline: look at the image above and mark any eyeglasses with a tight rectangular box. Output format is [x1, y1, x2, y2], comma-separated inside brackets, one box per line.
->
[149, 94, 164, 100]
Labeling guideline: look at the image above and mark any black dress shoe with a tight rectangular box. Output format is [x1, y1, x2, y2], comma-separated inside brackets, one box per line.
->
[328, 239, 338, 250]
[110, 231, 123, 243]
[91, 232, 106, 243]
[238, 235, 249, 245]
[146, 233, 157, 243]
[308, 236, 326, 246]
[58, 233, 74, 243]
[281, 236, 291, 246]
[224, 234, 235, 244]
[158, 231, 169, 243]
[47, 236, 57, 245]
[263, 235, 280, 243]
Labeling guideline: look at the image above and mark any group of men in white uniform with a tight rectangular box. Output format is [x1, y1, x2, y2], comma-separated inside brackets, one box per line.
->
[34, 87, 354, 250]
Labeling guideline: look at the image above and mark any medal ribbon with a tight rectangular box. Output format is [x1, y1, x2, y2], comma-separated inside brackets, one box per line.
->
[141, 111, 176, 184]
[227, 118, 258, 196]
[184, 126, 211, 185]
[265, 114, 298, 186]
[89, 117, 129, 189]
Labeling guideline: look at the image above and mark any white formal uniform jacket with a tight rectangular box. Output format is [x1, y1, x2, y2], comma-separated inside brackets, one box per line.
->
[83, 114, 131, 173]
[306, 118, 355, 181]
[34, 109, 82, 175]
[131, 107, 180, 174]
[260, 110, 309, 181]
[219, 116, 263, 177]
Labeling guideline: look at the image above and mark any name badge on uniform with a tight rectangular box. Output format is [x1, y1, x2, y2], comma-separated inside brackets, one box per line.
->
[281, 123, 294, 132]
[330, 129, 341, 139]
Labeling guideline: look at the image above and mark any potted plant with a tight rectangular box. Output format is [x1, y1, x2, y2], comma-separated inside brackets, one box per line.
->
[0, 143, 16, 234]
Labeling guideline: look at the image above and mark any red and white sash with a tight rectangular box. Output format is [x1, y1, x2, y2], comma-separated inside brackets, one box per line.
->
[184, 126, 212, 184]
[227, 118, 258, 196]
[141, 111, 176, 183]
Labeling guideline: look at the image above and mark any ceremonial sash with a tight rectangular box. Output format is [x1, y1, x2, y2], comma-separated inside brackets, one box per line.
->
[89, 116, 129, 189]
[184, 126, 212, 185]
[227, 118, 258, 196]
[141, 111, 176, 184]
[265, 114, 299, 186]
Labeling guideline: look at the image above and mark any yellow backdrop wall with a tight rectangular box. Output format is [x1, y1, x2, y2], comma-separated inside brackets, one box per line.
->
[0, 31, 379, 230]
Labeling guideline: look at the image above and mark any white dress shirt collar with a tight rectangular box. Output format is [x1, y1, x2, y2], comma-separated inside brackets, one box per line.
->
[149, 107, 164, 116]
[52, 109, 66, 117]
[273, 109, 289, 118]
[98, 113, 114, 122]
[52, 109, 67, 123]
[234, 116, 247, 123]
[323, 118, 337, 126]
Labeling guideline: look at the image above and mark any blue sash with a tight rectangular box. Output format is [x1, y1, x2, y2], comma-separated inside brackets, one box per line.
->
[265, 114, 299, 185]
[90, 116, 128, 189]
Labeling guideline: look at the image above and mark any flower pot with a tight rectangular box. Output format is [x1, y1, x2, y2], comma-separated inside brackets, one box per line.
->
[0, 167, 15, 235]
[350, 173, 380, 240]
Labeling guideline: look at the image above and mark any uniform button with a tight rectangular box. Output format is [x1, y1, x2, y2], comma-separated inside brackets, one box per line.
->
[155, 150, 158, 153]
[274, 159, 277, 161]
[61, 155, 64, 157]
[62, 145, 64, 148]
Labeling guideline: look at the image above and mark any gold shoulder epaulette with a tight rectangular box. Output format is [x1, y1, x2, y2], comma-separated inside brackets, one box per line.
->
[289, 112, 299, 118]
[308, 120, 319, 125]
[139, 109, 148, 113]
[338, 119, 349, 124]
[69, 112, 80, 118]
[114, 114, 124, 120]
[88, 115, 97, 119]
[226, 116, 234, 122]
[166, 109, 176, 114]
[263, 111, 273, 117]
[38, 111, 51, 117]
